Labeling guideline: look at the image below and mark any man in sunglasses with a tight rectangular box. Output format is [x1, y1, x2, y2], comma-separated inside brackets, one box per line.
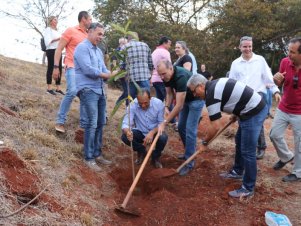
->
[271, 37, 301, 182]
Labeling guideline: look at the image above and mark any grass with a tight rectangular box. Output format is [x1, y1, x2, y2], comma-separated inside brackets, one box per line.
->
[0, 55, 123, 225]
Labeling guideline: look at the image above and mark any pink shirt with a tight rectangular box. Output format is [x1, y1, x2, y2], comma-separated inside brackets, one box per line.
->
[151, 46, 171, 83]
[278, 57, 301, 114]
[61, 25, 87, 68]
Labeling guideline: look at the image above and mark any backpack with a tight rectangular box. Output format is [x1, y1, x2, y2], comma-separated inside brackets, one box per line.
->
[40, 37, 46, 52]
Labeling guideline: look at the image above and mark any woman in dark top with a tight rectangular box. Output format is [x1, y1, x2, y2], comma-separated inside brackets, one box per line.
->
[174, 41, 193, 71]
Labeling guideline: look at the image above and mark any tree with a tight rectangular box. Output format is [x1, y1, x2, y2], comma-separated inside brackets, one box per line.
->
[93, 0, 213, 29]
[205, 0, 301, 75]
[0, 0, 74, 64]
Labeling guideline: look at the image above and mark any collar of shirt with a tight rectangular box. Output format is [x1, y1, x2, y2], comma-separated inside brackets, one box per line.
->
[75, 25, 87, 34]
[238, 52, 259, 63]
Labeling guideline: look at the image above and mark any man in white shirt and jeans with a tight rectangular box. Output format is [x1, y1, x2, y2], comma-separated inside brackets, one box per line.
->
[228, 36, 281, 161]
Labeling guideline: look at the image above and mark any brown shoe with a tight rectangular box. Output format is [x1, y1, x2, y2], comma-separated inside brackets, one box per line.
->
[151, 159, 163, 168]
[55, 124, 65, 133]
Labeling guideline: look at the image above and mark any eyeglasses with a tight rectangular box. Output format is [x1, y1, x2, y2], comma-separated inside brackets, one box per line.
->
[293, 74, 299, 89]
[240, 36, 252, 43]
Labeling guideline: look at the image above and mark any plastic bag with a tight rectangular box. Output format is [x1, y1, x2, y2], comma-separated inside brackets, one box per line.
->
[265, 211, 292, 226]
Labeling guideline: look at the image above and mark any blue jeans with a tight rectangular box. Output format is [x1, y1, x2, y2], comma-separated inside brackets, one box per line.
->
[233, 104, 268, 191]
[121, 129, 168, 160]
[152, 82, 166, 102]
[129, 80, 150, 100]
[266, 88, 273, 114]
[178, 100, 204, 168]
[79, 88, 106, 161]
[56, 68, 77, 125]
[257, 92, 268, 150]
[116, 78, 129, 106]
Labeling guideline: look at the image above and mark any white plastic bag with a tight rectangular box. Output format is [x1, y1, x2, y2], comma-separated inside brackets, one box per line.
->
[265, 211, 292, 226]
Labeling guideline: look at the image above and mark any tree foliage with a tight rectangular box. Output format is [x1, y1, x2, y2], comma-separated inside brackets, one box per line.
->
[93, 0, 301, 77]
[0, 0, 73, 37]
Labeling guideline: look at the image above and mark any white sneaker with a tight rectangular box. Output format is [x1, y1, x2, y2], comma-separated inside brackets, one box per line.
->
[84, 160, 102, 172]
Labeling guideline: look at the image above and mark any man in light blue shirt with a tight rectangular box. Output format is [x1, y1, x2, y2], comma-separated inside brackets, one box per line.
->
[121, 89, 168, 168]
[74, 22, 116, 171]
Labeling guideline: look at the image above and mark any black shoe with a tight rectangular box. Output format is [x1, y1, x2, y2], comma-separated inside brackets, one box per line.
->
[177, 153, 185, 160]
[46, 89, 56, 95]
[151, 159, 163, 168]
[135, 152, 146, 165]
[256, 149, 265, 159]
[55, 89, 65, 95]
[273, 157, 294, 170]
[282, 174, 301, 182]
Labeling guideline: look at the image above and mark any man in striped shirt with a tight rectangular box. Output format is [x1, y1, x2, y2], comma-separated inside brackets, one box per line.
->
[187, 74, 268, 198]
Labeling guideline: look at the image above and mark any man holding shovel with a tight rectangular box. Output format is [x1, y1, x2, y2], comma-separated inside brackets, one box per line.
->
[187, 74, 267, 198]
[121, 89, 168, 168]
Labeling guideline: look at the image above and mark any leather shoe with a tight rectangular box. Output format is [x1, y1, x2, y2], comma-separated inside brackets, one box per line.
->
[273, 157, 294, 170]
[177, 153, 185, 160]
[256, 149, 265, 159]
[282, 174, 301, 182]
[135, 152, 146, 165]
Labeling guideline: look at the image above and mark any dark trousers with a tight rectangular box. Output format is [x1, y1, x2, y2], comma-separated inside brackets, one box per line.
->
[121, 129, 168, 160]
[153, 82, 166, 102]
[46, 49, 62, 85]
[115, 78, 129, 106]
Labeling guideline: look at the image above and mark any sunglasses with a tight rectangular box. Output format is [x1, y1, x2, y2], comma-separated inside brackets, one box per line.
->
[293, 74, 299, 89]
[240, 36, 252, 43]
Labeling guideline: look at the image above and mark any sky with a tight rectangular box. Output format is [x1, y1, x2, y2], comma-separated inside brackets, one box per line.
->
[0, 0, 95, 64]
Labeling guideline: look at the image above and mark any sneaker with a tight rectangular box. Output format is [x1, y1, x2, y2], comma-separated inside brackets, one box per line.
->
[135, 152, 146, 165]
[273, 157, 294, 170]
[220, 169, 243, 180]
[95, 155, 112, 165]
[282, 173, 301, 182]
[55, 124, 65, 133]
[177, 153, 185, 160]
[46, 89, 56, 95]
[228, 186, 254, 198]
[151, 159, 163, 169]
[256, 149, 265, 160]
[179, 165, 192, 176]
[84, 160, 102, 172]
[55, 89, 65, 95]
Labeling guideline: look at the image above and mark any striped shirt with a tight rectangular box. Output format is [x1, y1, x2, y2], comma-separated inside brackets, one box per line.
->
[205, 78, 265, 121]
[125, 39, 154, 82]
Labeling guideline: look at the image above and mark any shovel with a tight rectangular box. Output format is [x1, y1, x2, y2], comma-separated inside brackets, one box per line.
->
[149, 120, 233, 178]
[115, 132, 160, 216]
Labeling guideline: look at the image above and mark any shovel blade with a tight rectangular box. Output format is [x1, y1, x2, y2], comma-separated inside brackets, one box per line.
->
[115, 205, 141, 217]
[147, 168, 177, 179]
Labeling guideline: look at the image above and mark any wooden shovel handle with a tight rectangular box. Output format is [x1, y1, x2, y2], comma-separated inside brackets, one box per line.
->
[121, 132, 160, 209]
[176, 120, 233, 173]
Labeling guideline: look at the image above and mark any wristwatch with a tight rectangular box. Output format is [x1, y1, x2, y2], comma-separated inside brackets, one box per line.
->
[53, 65, 60, 69]
[202, 140, 208, 146]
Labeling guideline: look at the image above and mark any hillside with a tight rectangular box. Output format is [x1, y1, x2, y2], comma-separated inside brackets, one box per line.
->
[0, 55, 300, 225]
